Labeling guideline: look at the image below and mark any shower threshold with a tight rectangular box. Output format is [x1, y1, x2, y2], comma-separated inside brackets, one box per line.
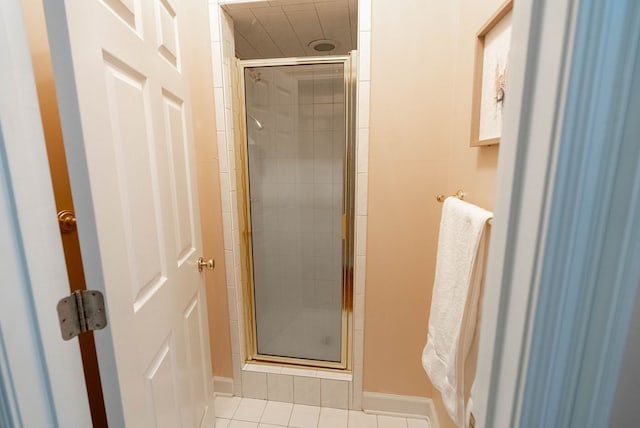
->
[243, 362, 352, 381]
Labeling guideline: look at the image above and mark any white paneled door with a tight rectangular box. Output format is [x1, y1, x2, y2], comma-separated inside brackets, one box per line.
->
[43, 0, 212, 426]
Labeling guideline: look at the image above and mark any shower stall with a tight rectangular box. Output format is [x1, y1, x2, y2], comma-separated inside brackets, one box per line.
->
[238, 56, 356, 369]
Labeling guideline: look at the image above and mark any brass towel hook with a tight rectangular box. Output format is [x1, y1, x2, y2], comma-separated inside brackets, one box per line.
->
[435, 190, 492, 226]
[436, 189, 465, 203]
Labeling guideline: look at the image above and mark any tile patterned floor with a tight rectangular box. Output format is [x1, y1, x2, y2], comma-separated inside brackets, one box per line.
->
[204, 396, 431, 428]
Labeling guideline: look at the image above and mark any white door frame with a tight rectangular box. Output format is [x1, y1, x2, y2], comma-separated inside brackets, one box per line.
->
[472, 0, 579, 424]
[475, 0, 640, 426]
[0, 0, 91, 425]
[513, 0, 640, 426]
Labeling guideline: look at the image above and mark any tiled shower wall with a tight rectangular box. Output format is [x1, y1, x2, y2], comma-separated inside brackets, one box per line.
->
[209, 3, 246, 396]
[353, 0, 371, 410]
[208, 0, 372, 410]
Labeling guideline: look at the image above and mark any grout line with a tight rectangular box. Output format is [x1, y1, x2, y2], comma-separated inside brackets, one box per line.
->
[314, 4, 326, 40]
[222, 398, 420, 428]
[227, 396, 242, 421]
[282, 9, 310, 57]
[257, 398, 268, 425]
[285, 401, 294, 427]
[250, 9, 286, 57]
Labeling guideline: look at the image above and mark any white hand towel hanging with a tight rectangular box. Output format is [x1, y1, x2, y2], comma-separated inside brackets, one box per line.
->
[422, 197, 492, 427]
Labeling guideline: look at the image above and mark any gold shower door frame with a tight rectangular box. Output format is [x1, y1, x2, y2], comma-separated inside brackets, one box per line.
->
[236, 54, 357, 371]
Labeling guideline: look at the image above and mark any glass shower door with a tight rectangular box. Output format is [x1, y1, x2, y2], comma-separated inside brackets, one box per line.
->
[244, 62, 346, 363]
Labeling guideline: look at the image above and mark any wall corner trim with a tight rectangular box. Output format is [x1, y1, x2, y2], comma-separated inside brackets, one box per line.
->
[361, 392, 439, 428]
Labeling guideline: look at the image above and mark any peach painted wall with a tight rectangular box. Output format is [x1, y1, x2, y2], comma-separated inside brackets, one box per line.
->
[447, 1, 502, 209]
[183, 0, 234, 379]
[364, 0, 503, 425]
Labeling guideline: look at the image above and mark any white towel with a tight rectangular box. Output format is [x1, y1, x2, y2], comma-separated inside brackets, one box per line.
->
[422, 197, 492, 427]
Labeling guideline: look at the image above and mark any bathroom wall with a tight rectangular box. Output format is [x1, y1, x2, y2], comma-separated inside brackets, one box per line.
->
[364, 0, 502, 425]
[183, 0, 234, 381]
[446, 2, 501, 209]
[206, 0, 502, 422]
[210, 6, 248, 394]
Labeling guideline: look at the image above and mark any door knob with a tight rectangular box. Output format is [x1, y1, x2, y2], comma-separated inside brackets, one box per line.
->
[57, 210, 77, 233]
[197, 257, 215, 272]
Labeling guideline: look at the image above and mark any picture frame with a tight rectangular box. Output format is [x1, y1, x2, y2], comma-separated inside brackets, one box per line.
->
[470, 0, 514, 147]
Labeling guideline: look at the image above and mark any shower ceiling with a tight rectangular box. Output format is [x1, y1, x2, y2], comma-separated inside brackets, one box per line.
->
[221, 0, 358, 59]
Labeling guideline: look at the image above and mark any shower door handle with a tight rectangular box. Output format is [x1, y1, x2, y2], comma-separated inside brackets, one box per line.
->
[197, 257, 215, 272]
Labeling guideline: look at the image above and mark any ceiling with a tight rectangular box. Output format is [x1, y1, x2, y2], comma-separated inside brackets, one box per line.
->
[221, 0, 358, 59]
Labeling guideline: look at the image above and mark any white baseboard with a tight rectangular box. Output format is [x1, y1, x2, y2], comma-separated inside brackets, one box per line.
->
[213, 376, 234, 396]
[362, 392, 439, 428]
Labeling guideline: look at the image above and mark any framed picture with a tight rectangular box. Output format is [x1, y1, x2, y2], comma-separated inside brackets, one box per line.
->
[470, 0, 514, 147]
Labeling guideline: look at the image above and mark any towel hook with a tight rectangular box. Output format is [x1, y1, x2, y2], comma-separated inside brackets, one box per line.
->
[435, 189, 492, 226]
[436, 189, 465, 203]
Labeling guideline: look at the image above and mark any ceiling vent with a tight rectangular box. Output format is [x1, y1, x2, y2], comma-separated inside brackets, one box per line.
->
[309, 39, 337, 52]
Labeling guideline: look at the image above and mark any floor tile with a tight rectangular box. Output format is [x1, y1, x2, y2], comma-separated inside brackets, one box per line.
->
[318, 407, 348, 428]
[215, 396, 242, 419]
[348, 410, 378, 428]
[406, 418, 429, 428]
[216, 419, 230, 428]
[216, 397, 423, 428]
[289, 404, 321, 428]
[228, 421, 258, 428]
[233, 398, 267, 422]
[377, 415, 407, 428]
[260, 401, 293, 426]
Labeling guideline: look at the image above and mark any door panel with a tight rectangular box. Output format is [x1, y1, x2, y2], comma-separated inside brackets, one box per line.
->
[162, 91, 197, 265]
[183, 293, 209, 425]
[103, 0, 140, 32]
[43, 0, 211, 425]
[144, 336, 181, 428]
[102, 55, 168, 309]
[155, 0, 179, 68]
